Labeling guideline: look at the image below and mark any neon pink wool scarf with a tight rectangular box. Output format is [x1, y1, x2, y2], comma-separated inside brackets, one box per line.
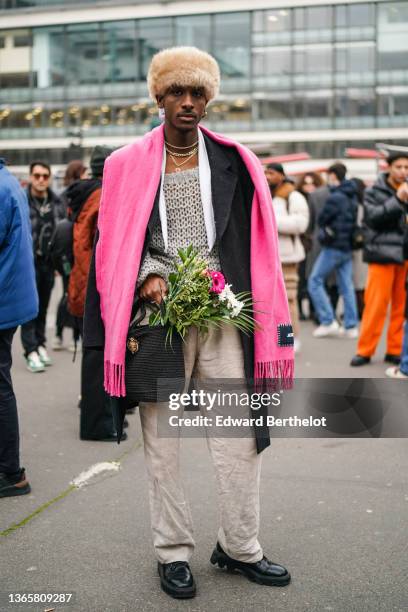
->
[96, 124, 294, 396]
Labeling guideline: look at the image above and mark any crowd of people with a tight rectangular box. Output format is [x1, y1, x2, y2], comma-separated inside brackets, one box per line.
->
[265, 152, 408, 380]
[0, 147, 132, 498]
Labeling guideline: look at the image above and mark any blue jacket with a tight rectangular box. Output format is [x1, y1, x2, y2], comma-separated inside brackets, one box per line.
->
[0, 159, 38, 329]
[318, 180, 357, 252]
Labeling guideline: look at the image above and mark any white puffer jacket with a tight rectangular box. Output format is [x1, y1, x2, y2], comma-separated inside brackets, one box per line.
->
[273, 185, 310, 264]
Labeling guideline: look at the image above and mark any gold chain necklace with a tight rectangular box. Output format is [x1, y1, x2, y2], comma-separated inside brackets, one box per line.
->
[165, 146, 198, 158]
[165, 140, 198, 150]
[168, 150, 198, 172]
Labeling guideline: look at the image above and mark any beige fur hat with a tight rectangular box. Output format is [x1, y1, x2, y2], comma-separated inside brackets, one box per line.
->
[147, 46, 220, 102]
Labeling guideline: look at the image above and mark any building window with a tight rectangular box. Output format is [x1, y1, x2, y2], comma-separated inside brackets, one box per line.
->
[13, 32, 32, 47]
[378, 87, 408, 126]
[294, 43, 332, 87]
[65, 24, 101, 86]
[252, 9, 292, 84]
[0, 73, 30, 87]
[175, 15, 211, 50]
[294, 6, 332, 42]
[305, 6, 332, 29]
[252, 9, 292, 45]
[378, 2, 408, 76]
[294, 90, 333, 128]
[335, 41, 375, 86]
[348, 3, 375, 27]
[257, 97, 292, 120]
[101, 21, 137, 84]
[213, 13, 250, 79]
[334, 88, 376, 127]
[139, 18, 173, 80]
[253, 47, 291, 79]
[335, 3, 375, 41]
[32, 26, 65, 88]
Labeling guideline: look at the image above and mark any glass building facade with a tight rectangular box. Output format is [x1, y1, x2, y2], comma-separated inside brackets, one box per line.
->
[1, 0, 408, 164]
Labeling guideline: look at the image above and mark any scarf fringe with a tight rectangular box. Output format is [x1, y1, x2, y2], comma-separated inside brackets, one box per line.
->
[104, 361, 126, 397]
[255, 359, 294, 391]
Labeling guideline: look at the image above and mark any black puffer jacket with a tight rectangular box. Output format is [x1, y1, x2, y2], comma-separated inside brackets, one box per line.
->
[318, 180, 357, 251]
[363, 173, 407, 264]
[26, 187, 65, 259]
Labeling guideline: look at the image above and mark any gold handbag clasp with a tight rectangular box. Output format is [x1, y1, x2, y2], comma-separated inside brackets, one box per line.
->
[127, 337, 139, 354]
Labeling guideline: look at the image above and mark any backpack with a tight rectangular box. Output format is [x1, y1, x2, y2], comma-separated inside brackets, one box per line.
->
[48, 218, 74, 277]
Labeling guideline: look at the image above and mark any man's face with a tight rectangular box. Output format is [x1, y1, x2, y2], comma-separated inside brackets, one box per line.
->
[328, 172, 340, 187]
[159, 85, 207, 133]
[30, 164, 50, 194]
[389, 157, 408, 185]
[265, 168, 284, 187]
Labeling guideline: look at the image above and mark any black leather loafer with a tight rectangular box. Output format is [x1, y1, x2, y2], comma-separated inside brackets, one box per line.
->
[210, 542, 291, 586]
[0, 468, 31, 498]
[350, 354, 371, 367]
[158, 561, 196, 599]
[384, 353, 401, 365]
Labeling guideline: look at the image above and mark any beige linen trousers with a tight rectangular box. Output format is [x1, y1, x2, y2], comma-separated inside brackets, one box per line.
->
[139, 322, 263, 564]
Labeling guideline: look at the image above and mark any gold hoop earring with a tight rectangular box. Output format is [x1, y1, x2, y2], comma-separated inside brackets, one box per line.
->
[202, 110, 207, 118]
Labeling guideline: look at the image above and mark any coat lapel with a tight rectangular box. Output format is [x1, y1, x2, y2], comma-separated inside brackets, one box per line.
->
[147, 183, 160, 234]
[203, 133, 237, 241]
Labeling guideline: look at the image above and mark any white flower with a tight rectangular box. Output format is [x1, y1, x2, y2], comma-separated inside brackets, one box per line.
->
[218, 284, 234, 303]
[218, 284, 245, 317]
[231, 300, 244, 318]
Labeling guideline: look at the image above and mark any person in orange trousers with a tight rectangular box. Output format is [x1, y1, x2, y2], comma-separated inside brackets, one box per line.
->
[356, 262, 408, 359]
[351, 151, 408, 366]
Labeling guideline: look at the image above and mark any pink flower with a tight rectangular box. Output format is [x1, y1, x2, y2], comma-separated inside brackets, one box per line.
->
[208, 270, 226, 294]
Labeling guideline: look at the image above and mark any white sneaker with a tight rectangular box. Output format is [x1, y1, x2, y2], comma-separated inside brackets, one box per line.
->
[385, 367, 408, 379]
[26, 351, 45, 373]
[339, 326, 359, 339]
[51, 336, 64, 351]
[294, 338, 302, 354]
[313, 320, 340, 338]
[68, 341, 80, 353]
[38, 345, 52, 366]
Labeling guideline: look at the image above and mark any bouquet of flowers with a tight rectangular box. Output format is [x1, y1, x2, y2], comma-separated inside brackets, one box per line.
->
[149, 245, 259, 343]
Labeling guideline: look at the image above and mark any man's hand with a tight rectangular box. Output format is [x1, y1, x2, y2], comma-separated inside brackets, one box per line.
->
[396, 182, 408, 203]
[139, 274, 167, 304]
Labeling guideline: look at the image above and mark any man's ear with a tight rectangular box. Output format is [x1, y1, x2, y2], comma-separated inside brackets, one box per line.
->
[156, 95, 164, 108]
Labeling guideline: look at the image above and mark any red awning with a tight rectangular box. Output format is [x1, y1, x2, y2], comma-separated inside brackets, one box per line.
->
[261, 153, 310, 164]
[345, 148, 383, 159]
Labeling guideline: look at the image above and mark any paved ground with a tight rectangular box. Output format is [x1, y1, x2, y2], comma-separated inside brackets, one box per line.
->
[1, 283, 407, 612]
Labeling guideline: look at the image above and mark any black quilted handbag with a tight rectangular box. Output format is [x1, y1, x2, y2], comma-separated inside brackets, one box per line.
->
[124, 300, 185, 403]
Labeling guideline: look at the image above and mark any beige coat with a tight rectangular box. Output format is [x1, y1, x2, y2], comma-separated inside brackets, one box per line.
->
[273, 182, 310, 264]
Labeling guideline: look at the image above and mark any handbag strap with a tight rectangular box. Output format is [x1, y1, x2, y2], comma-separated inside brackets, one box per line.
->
[129, 298, 147, 328]
[129, 298, 160, 328]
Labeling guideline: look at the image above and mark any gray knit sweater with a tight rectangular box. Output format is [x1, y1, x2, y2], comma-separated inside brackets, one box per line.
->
[137, 167, 221, 286]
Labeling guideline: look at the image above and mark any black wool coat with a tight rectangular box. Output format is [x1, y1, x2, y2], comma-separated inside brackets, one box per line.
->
[83, 134, 271, 453]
